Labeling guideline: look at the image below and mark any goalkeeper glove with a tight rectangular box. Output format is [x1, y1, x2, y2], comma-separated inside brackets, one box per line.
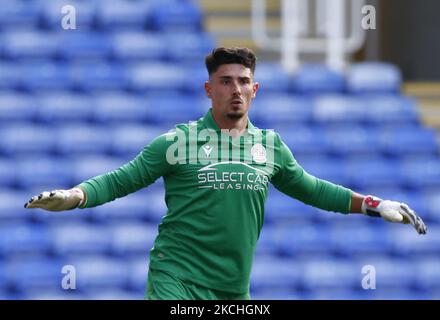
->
[24, 188, 85, 211]
[361, 195, 427, 235]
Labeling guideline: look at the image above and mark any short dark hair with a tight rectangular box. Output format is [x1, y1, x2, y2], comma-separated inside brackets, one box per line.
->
[205, 47, 257, 75]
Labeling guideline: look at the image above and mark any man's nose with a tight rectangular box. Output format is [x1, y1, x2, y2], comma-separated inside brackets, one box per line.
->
[231, 81, 241, 94]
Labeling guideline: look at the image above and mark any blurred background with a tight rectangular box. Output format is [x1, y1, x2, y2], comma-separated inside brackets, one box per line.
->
[0, 0, 439, 300]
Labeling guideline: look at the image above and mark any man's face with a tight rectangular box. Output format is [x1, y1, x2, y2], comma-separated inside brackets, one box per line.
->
[205, 64, 259, 120]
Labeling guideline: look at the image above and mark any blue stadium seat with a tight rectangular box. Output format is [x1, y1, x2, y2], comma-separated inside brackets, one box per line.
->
[36, 91, 94, 124]
[251, 289, 303, 300]
[112, 32, 166, 61]
[90, 190, 152, 222]
[15, 156, 73, 189]
[59, 32, 112, 60]
[353, 256, 417, 289]
[165, 32, 216, 62]
[71, 155, 126, 182]
[5, 257, 64, 292]
[21, 62, 72, 91]
[267, 190, 313, 220]
[347, 62, 402, 94]
[291, 64, 346, 94]
[55, 125, 112, 155]
[379, 126, 438, 157]
[250, 256, 301, 291]
[307, 289, 372, 300]
[312, 94, 365, 124]
[111, 125, 164, 156]
[41, 0, 95, 30]
[330, 223, 392, 255]
[25, 289, 88, 300]
[401, 156, 440, 190]
[0, 159, 16, 188]
[300, 259, 359, 290]
[276, 125, 328, 156]
[265, 191, 318, 223]
[110, 223, 157, 256]
[128, 63, 186, 93]
[0, 189, 46, 222]
[85, 289, 143, 300]
[95, 0, 151, 30]
[429, 289, 440, 300]
[144, 94, 205, 125]
[181, 64, 209, 93]
[68, 255, 130, 290]
[0, 223, 51, 256]
[0, 125, 55, 156]
[369, 289, 431, 300]
[415, 258, 440, 291]
[70, 62, 128, 92]
[298, 155, 349, 186]
[127, 255, 149, 292]
[345, 157, 403, 189]
[254, 225, 279, 256]
[363, 94, 419, 125]
[0, 264, 6, 288]
[391, 226, 440, 256]
[0, 92, 37, 123]
[0, 63, 21, 90]
[149, 0, 203, 32]
[309, 288, 427, 300]
[254, 63, 291, 93]
[0, 290, 22, 300]
[93, 93, 150, 124]
[0, 0, 41, 29]
[423, 191, 440, 223]
[323, 125, 381, 157]
[251, 94, 313, 127]
[275, 222, 333, 256]
[142, 188, 168, 223]
[50, 223, 111, 255]
[2, 31, 59, 59]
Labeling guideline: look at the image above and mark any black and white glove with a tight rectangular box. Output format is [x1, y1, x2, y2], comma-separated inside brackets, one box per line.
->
[24, 188, 85, 211]
[361, 195, 427, 235]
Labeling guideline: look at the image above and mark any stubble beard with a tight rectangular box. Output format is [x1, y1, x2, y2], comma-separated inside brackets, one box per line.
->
[226, 111, 245, 120]
[226, 103, 247, 120]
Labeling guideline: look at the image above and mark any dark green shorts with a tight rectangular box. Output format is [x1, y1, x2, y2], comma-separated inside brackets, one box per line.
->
[145, 268, 250, 300]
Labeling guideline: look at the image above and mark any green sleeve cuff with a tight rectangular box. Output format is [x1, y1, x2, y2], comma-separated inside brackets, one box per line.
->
[76, 183, 91, 209]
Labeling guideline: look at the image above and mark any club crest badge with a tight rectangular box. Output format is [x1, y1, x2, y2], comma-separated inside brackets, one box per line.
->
[251, 143, 266, 164]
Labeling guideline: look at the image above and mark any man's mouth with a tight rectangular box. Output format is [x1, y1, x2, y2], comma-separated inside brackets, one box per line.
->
[231, 99, 243, 106]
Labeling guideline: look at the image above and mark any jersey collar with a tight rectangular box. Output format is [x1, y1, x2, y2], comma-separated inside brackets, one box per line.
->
[203, 108, 257, 135]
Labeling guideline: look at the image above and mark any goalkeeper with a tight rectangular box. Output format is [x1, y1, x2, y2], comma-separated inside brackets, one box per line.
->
[25, 47, 427, 300]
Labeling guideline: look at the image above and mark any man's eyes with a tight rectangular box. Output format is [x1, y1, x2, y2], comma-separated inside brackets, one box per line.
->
[220, 79, 250, 84]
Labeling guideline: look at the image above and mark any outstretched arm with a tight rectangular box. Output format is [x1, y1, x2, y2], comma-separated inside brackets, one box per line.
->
[24, 131, 174, 211]
[272, 138, 427, 235]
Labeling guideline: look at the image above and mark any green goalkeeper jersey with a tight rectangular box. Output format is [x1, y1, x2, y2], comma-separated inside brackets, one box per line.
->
[78, 108, 352, 294]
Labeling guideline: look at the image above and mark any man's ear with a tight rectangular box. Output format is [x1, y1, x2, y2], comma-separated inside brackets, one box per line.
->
[252, 82, 259, 98]
[205, 81, 211, 98]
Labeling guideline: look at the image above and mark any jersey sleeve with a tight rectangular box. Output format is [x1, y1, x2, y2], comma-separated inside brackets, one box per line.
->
[77, 132, 174, 208]
[271, 136, 352, 214]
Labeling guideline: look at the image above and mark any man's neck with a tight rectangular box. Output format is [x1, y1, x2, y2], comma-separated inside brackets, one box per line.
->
[211, 110, 248, 136]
